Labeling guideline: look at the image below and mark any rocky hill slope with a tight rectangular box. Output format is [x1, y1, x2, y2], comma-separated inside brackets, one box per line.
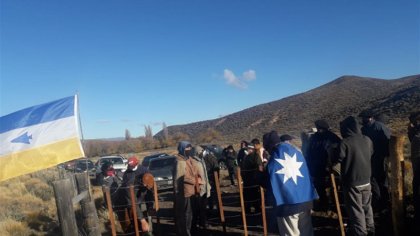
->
[155, 75, 420, 143]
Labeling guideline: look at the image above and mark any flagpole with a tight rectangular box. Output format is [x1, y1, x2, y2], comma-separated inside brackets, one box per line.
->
[75, 93, 90, 190]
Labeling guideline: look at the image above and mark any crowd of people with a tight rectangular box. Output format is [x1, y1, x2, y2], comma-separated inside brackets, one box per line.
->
[98, 111, 420, 236]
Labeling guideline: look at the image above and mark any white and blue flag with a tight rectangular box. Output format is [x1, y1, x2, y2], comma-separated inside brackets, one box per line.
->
[267, 142, 318, 205]
[0, 96, 84, 182]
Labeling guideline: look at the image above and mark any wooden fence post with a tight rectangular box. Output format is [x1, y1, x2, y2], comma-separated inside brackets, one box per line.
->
[260, 186, 267, 236]
[331, 173, 345, 236]
[103, 186, 117, 236]
[214, 170, 226, 234]
[53, 178, 78, 236]
[236, 167, 248, 236]
[389, 135, 405, 236]
[129, 185, 140, 236]
[75, 173, 101, 236]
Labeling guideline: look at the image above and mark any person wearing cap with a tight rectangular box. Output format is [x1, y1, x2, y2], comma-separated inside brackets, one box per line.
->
[241, 143, 264, 213]
[306, 119, 341, 211]
[408, 111, 420, 231]
[360, 111, 391, 212]
[173, 141, 201, 236]
[118, 156, 153, 233]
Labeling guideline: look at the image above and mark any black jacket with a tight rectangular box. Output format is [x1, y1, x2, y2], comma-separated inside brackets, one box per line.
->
[335, 116, 373, 187]
[306, 130, 341, 178]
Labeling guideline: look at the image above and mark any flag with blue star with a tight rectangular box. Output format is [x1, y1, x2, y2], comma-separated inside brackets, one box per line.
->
[267, 142, 318, 205]
[0, 96, 84, 182]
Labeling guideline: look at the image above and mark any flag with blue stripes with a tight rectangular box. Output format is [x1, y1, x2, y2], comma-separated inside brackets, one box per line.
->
[267, 142, 318, 205]
[0, 96, 84, 182]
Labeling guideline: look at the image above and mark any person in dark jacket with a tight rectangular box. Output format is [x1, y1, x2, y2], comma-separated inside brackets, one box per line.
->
[408, 111, 420, 229]
[360, 111, 391, 211]
[117, 156, 153, 233]
[333, 116, 375, 236]
[306, 119, 341, 211]
[237, 140, 248, 167]
[202, 147, 220, 211]
[100, 162, 121, 207]
[223, 145, 237, 186]
[241, 144, 263, 213]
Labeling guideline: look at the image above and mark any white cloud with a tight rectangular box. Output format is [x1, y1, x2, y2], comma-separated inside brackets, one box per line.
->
[243, 70, 256, 81]
[223, 69, 256, 89]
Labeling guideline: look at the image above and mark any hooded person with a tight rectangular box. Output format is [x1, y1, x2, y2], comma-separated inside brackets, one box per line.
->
[201, 147, 220, 211]
[173, 141, 200, 236]
[360, 111, 391, 212]
[264, 130, 318, 236]
[306, 119, 341, 211]
[332, 116, 375, 236]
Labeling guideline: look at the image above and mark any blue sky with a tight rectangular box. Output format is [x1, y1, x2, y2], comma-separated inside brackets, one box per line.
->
[1, 0, 419, 139]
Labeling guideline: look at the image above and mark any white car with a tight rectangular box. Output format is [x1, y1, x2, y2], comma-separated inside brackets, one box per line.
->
[95, 155, 128, 179]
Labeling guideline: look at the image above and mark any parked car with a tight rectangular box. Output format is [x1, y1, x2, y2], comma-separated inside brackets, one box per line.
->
[141, 153, 169, 168]
[63, 160, 76, 170]
[147, 155, 176, 190]
[95, 155, 128, 182]
[73, 159, 96, 177]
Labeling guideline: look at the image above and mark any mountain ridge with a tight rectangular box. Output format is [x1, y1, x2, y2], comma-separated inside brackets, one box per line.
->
[155, 75, 420, 143]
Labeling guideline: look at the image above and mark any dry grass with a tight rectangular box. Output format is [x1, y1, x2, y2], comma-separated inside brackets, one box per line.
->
[0, 219, 32, 236]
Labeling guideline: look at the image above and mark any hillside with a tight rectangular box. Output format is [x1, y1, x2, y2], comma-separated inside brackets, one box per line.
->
[155, 75, 420, 143]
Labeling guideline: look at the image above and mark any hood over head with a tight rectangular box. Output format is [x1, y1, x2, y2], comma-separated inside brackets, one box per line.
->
[315, 119, 330, 131]
[178, 141, 192, 156]
[340, 116, 361, 138]
[263, 130, 281, 154]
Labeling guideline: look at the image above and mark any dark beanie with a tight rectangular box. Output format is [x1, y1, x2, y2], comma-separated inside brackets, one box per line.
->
[280, 134, 294, 142]
[263, 130, 280, 153]
[315, 119, 330, 130]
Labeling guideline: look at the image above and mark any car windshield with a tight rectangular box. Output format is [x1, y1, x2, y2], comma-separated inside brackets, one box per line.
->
[76, 161, 94, 170]
[149, 158, 175, 170]
[103, 157, 124, 165]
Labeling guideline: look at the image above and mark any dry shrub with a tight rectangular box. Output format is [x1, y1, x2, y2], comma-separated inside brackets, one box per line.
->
[24, 178, 54, 201]
[0, 193, 45, 221]
[0, 219, 32, 236]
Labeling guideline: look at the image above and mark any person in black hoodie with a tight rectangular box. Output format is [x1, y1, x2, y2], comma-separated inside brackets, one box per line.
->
[333, 116, 375, 236]
[360, 111, 391, 211]
[223, 145, 237, 186]
[306, 119, 341, 211]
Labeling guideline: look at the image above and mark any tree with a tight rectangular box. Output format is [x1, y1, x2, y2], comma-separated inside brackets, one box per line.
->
[125, 129, 131, 140]
[144, 125, 153, 139]
[162, 122, 169, 141]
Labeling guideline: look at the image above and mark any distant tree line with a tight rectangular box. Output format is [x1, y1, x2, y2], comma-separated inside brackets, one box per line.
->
[83, 124, 222, 157]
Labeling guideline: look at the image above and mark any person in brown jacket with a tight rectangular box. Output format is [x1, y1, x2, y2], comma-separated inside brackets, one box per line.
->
[173, 141, 201, 236]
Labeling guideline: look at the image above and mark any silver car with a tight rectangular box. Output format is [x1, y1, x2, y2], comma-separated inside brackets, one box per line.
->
[148, 156, 176, 190]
